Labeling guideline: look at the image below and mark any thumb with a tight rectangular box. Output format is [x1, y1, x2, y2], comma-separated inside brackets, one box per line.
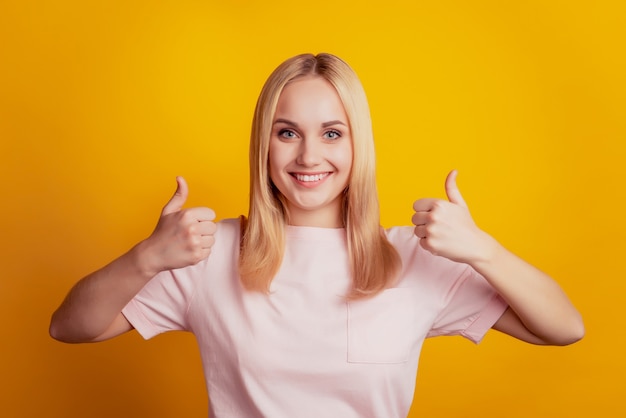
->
[162, 176, 188, 215]
[445, 170, 468, 208]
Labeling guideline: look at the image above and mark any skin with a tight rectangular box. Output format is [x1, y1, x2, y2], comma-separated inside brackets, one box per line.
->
[49, 176, 215, 342]
[49, 75, 584, 346]
[413, 170, 584, 344]
[269, 76, 353, 228]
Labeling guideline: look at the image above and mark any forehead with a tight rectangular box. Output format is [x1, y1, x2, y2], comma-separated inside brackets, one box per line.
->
[274, 76, 347, 121]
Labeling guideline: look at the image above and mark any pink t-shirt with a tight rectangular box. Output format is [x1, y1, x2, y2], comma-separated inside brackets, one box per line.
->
[122, 218, 507, 418]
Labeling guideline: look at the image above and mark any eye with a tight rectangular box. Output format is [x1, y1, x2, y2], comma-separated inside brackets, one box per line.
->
[323, 130, 342, 140]
[278, 129, 297, 139]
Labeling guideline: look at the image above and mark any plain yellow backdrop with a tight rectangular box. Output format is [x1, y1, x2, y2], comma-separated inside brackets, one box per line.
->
[1, 1, 624, 417]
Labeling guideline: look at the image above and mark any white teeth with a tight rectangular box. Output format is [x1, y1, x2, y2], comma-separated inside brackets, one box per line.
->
[295, 173, 328, 182]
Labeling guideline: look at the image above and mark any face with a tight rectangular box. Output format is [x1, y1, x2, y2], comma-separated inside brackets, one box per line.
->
[269, 76, 353, 228]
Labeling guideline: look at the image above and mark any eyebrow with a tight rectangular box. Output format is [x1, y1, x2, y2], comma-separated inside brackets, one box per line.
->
[273, 118, 347, 128]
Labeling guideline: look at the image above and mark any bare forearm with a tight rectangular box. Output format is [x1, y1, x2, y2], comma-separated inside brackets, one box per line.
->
[50, 177, 217, 343]
[472, 235, 584, 345]
[49, 241, 154, 343]
[412, 171, 583, 345]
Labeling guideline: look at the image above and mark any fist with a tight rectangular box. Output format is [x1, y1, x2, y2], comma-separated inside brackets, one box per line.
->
[144, 176, 217, 273]
[411, 170, 491, 263]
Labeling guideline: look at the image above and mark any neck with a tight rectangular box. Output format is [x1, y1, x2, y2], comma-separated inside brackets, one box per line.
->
[286, 203, 344, 228]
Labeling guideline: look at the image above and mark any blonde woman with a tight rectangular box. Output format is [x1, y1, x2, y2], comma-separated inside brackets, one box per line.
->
[50, 53, 584, 418]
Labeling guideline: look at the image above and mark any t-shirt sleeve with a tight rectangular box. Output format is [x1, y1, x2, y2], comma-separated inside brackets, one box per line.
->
[385, 226, 508, 345]
[427, 266, 508, 343]
[122, 265, 201, 340]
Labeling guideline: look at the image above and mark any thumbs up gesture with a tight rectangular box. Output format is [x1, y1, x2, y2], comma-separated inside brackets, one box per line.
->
[141, 176, 217, 275]
[412, 170, 493, 263]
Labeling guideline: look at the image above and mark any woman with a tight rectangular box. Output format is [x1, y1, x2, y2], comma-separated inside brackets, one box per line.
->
[50, 53, 584, 417]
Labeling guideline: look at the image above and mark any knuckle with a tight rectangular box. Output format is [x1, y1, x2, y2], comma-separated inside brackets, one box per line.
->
[432, 200, 446, 211]
[186, 223, 198, 236]
[181, 210, 195, 222]
[191, 249, 204, 263]
[189, 235, 201, 248]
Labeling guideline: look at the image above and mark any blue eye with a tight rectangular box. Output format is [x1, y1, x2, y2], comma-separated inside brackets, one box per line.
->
[278, 129, 297, 139]
[324, 130, 341, 140]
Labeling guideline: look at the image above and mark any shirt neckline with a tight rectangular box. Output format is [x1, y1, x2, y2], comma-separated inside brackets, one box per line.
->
[285, 224, 347, 241]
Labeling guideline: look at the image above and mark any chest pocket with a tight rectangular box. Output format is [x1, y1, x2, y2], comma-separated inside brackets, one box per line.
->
[347, 288, 421, 364]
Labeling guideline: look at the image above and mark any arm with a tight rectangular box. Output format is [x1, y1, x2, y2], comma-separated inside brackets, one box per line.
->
[470, 233, 583, 345]
[412, 170, 584, 346]
[49, 177, 216, 343]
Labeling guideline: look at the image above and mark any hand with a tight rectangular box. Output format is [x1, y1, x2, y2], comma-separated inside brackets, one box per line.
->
[411, 170, 494, 263]
[140, 176, 217, 275]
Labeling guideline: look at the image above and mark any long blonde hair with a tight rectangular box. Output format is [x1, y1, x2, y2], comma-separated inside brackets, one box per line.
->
[239, 53, 401, 299]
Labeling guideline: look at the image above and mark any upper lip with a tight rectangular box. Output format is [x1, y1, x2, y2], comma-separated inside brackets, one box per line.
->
[289, 171, 331, 175]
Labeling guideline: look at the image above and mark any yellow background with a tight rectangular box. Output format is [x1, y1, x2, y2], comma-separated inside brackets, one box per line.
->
[1, 1, 624, 417]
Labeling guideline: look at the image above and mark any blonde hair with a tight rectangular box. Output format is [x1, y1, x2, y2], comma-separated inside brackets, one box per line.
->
[239, 53, 401, 299]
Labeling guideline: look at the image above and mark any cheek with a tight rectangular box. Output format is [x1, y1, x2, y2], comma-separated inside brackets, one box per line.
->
[268, 143, 287, 182]
[337, 143, 354, 173]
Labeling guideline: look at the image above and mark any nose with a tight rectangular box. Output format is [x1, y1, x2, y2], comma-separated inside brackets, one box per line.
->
[296, 138, 322, 167]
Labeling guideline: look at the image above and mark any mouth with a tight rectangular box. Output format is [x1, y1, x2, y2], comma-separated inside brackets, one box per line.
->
[290, 172, 331, 183]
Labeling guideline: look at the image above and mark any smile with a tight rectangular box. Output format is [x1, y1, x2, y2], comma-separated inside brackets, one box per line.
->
[292, 172, 330, 182]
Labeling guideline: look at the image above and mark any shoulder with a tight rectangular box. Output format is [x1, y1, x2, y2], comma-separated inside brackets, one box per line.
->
[215, 217, 241, 235]
[383, 225, 425, 261]
[384, 225, 417, 246]
[213, 217, 243, 242]
[384, 225, 470, 284]
[209, 217, 242, 256]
